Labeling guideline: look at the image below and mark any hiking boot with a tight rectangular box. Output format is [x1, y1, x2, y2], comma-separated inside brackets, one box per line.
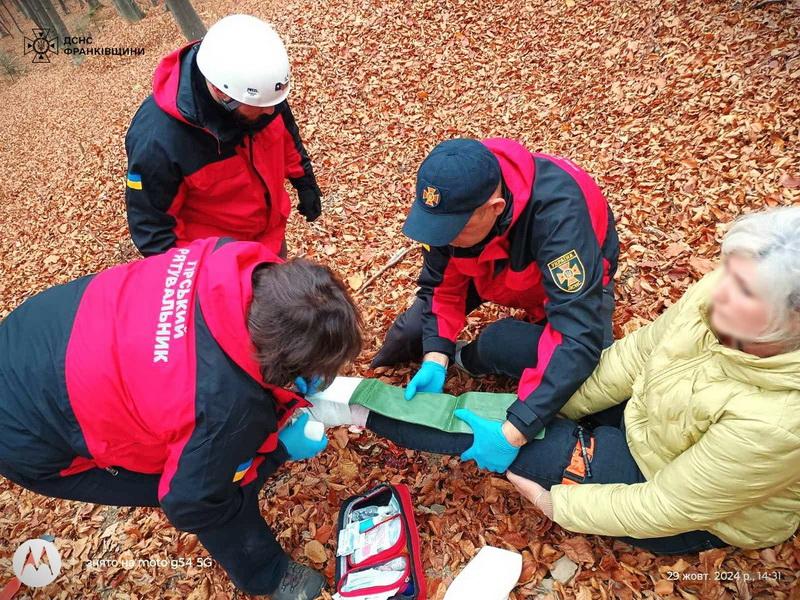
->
[271, 560, 326, 600]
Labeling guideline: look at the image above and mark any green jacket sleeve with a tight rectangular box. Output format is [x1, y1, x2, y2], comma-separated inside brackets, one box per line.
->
[558, 272, 719, 420]
[550, 413, 800, 539]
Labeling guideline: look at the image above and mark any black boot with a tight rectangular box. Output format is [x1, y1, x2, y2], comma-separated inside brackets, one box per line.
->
[271, 560, 326, 600]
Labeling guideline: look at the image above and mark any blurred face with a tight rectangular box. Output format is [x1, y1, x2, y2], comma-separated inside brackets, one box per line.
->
[206, 81, 276, 122]
[710, 254, 771, 342]
[450, 184, 506, 248]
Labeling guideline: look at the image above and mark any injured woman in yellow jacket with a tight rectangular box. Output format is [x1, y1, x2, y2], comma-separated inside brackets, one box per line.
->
[308, 206, 800, 555]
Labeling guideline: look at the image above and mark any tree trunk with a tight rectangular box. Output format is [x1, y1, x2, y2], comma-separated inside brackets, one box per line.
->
[110, 0, 142, 22]
[2, 0, 24, 33]
[35, 0, 71, 42]
[24, 0, 78, 60]
[56, 0, 68, 14]
[164, 0, 204, 40]
[21, 0, 48, 28]
[13, 0, 31, 21]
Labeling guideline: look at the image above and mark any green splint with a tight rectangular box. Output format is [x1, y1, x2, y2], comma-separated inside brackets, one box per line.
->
[350, 378, 546, 439]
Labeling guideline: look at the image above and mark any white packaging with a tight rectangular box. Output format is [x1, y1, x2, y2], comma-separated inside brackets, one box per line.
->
[443, 546, 522, 600]
[351, 517, 402, 565]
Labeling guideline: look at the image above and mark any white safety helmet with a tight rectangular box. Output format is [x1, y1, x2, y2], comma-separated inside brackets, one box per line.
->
[196, 14, 291, 108]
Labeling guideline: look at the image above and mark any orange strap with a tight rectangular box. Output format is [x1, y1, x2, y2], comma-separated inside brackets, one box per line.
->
[561, 431, 596, 486]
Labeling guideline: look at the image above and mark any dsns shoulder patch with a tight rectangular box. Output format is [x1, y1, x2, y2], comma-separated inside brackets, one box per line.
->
[548, 249, 585, 293]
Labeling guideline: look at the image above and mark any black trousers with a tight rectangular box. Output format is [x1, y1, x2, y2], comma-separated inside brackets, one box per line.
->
[0, 461, 288, 594]
[371, 283, 616, 369]
[366, 407, 729, 555]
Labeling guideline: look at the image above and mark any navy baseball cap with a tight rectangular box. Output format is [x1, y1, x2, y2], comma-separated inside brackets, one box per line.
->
[402, 139, 501, 247]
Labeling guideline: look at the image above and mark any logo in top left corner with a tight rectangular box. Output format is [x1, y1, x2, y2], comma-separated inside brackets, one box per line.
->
[24, 28, 59, 63]
[12, 538, 62, 588]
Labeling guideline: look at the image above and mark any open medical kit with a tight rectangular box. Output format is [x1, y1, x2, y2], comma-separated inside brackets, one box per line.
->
[333, 483, 426, 600]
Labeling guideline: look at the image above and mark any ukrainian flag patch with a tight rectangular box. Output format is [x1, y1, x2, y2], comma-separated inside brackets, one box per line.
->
[126, 172, 142, 190]
[232, 458, 253, 482]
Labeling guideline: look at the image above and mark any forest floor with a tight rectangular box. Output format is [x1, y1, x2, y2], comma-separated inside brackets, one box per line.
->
[0, 0, 799, 598]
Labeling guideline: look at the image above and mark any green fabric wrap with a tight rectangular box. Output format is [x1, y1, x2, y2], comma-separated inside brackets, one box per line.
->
[350, 378, 545, 439]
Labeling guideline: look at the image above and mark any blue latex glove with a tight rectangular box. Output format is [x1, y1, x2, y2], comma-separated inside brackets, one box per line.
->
[454, 408, 520, 473]
[404, 361, 447, 400]
[278, 413, 328, 460]
[294, 376, 322, 396]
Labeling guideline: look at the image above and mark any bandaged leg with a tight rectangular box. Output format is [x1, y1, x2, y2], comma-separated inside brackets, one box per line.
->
[303, 377, 370, 428]
[304, 377, 543, 438]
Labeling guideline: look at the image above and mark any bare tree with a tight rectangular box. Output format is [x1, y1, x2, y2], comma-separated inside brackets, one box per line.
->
[13, 0, 32, 21]
[34, 0, 72, 43]
[165, 0, 204, 40]
[20, 0, 48, 28]
[110, 0, 142, 22]
[1, 0, 24, 33]
[20, 0, 79, 59]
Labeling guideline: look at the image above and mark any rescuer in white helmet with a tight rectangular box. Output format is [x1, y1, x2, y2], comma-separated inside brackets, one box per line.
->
[124, 14, 322, 259]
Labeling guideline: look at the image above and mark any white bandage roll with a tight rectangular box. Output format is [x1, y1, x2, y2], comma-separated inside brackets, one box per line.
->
[305, 377, 365, 428]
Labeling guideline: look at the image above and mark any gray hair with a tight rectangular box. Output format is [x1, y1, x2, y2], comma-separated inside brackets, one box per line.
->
[721, 206, 800, 347]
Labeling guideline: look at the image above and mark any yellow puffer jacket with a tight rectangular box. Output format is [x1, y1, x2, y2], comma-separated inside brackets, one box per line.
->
[551, 270, 800, 549]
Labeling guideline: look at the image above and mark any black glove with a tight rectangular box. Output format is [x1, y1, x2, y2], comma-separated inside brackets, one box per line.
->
[296, 187, 322, 222]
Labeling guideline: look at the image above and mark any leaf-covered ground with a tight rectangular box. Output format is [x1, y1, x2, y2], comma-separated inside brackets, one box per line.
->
[0, 0, 799, 598]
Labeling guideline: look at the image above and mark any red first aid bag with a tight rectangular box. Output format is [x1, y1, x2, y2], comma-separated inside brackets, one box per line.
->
[334, 483, 426, 600]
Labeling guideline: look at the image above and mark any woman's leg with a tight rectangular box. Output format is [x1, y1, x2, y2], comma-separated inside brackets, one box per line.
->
[508, 422, 644, 487]
[366, 414, 729, 555]
[0, 460, 160, 507]
[578, 401, 628, 430]
[367, 413, 642, 487]
[367, 412, 474, 455]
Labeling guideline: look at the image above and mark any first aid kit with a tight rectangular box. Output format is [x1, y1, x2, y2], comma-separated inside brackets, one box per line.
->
[333, 483, 426, 600]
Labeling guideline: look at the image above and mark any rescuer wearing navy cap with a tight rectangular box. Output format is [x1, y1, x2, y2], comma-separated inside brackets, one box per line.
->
[372, 138, 621, 474]
[402, 138, 504, 246]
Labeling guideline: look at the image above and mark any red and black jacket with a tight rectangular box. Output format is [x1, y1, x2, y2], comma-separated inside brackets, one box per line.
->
[417, 138, 619, 441]
[0, 237, 308, 593]
[125, 41, 319, 257]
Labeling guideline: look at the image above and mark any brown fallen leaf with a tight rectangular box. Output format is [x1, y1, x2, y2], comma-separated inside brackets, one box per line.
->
[689, 256, 716, 275]
[778, 173, 800, 189]
[559, 536, 596, 566]
[347, 272, 364, 291]
[332, 427, 350, 449]
[315, 523, 334, 545]
[664, 242, 689, 258]
[305, 540, 327, 564]
[654, 578, 674, 595]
